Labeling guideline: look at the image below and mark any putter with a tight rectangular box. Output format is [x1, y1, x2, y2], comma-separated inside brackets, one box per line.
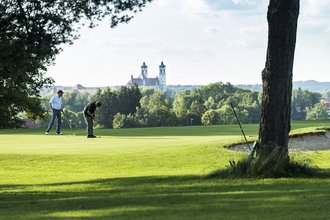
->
[93, 115, 101, 138]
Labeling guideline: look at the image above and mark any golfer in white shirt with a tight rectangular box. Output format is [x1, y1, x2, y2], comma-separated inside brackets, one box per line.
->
[45, 90, 64, 135]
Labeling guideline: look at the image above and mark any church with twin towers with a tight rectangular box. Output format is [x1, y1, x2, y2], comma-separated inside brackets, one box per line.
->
[126, 61, 166, 88]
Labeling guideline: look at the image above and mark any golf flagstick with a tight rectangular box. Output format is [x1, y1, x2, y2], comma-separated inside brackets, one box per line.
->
[230, 103, 251, 151]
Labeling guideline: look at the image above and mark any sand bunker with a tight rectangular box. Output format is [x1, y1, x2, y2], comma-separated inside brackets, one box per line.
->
[228, 131, 330, 152]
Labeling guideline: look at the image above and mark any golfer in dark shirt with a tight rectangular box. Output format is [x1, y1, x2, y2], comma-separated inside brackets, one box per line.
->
[83, 101, 102, 138]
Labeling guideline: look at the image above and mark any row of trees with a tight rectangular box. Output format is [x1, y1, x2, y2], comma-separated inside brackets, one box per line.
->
[36, 82, 328, 129]
[46, 82, 262, 129]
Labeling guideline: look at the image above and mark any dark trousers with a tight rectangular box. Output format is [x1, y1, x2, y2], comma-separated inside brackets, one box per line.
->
[46, 109, 62, 133]
[84, 114, 93, 135]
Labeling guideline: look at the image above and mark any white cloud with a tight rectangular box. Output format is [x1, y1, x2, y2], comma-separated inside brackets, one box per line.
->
[204, 0, 266, 12]
[178, 0, 268, 19]
[160, 44, 217, 59]
[180, 0, 212, 16]
[204, 26, 222, 33]
[240, 25, 267, 34]
[231, 0, 262, 6]
[299, 0, 330, 35]
[155, 0, 171, 8]
[299, 21, 329, 34]
[303, 0, 330, 17]
[226, 39, 265, 49]
[326, 39, 330, 47]
[226, 39, 248, 48]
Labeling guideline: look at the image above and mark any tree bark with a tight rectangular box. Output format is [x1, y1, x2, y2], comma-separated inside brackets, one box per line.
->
[258, 0, 300, 164]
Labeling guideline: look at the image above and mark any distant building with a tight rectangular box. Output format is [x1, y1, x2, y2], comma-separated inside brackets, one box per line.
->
[75, 84, 85, 90]
[126, 62, 166, 88]
[42, 85, 99, 96]
[321, 98, 330, 119]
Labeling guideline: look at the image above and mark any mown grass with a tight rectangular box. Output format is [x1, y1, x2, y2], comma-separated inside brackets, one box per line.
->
[1, 120, 330, 219]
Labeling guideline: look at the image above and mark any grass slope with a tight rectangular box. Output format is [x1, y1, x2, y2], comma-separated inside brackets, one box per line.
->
[1, 120, 330, 219]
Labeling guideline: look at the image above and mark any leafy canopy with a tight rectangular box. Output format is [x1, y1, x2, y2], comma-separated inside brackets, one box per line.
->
[0, 0, 151, 128]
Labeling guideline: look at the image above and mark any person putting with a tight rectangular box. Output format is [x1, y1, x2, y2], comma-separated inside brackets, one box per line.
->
[83, 101, 102, 138]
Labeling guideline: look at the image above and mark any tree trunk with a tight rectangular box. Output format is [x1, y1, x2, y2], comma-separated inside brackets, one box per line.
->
[257, 0, 300, 167]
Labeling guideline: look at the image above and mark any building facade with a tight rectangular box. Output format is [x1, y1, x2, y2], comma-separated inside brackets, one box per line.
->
[321, 98, 330, 119]
[127, 62, 166, 88]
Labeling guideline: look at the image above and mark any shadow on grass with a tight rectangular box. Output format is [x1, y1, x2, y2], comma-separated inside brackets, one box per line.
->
[1, 175, 330, 219]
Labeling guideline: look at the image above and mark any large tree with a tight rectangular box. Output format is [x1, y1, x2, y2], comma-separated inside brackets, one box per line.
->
[257, 0, 300, 172]
[0, 0, 151, 128]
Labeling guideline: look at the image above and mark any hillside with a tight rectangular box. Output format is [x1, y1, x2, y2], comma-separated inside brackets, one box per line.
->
[43, 80, 329, 97]
[236, 80, 330, 93]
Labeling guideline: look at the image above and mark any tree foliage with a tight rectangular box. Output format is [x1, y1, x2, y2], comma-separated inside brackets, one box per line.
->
[201, 109, 219, 125]
[0, 0, 151, 128]
[62, 92, 90, 113]
[324, 91, 330, 99]
[305, 103, 328, 120]
[117, 84, 142, 115]
[94, 85, 142, 128]
[135, 90, 176, 127]
[171, 82, 261, 126]
[291, 88, 322, 120]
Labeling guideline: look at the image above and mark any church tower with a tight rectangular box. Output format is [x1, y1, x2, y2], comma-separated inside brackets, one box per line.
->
[140, 62, 148, 85]
[159, 61, 166, 87]
[141, 62, 148, 78]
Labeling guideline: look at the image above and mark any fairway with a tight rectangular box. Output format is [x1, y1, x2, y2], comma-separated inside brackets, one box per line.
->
[1, 121, 330, 219]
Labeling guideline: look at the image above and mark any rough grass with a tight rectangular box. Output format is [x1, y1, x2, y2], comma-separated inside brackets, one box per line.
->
[1, 120, 330, 219]
[209, 155, 322, 179]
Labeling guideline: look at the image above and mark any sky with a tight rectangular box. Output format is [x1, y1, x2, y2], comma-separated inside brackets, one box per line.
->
[46, 0, 330, 87]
